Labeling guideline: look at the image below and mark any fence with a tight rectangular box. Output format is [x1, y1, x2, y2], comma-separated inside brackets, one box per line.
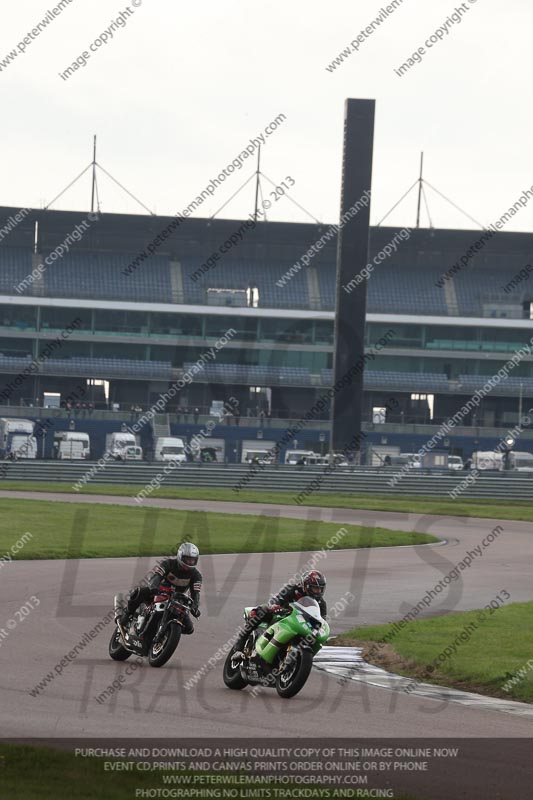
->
[1, 461, 532, 499]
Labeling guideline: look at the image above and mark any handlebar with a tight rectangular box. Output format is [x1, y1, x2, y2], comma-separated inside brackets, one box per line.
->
[170, 591, 194, 607]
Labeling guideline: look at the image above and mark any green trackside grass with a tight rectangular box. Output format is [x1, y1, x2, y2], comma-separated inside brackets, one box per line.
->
[0, 743, 422, 800]
[344, 601, 533, 703]
[0, 743, 170, 800]
[0, 480, 532, 522]
[0, 498, 437, 560]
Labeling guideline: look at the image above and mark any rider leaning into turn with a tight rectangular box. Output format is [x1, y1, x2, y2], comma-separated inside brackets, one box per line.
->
[235, 570, 327, 650]
[119, 542, 202, 635]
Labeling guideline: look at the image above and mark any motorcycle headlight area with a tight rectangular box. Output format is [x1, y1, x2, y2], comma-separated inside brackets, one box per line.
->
[297, 612, 321, 631]
[154, 602, 167, 612]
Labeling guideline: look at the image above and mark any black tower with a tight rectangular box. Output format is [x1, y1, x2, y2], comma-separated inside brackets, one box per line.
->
[331, 99, 375, 455]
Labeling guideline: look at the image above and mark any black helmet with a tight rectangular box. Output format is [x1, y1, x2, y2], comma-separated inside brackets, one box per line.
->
[302, 570, 326, 601]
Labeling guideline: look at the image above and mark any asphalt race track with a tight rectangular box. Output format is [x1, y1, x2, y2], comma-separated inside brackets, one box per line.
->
[1, 491, 532, 745]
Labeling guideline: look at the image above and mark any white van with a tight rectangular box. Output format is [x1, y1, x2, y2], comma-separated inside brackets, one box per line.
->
[241, 439, 276, 464]
[54, 431, 90, 460]
[331, 453, 350, 467]
[0, 418, 37, 460]
[105, 432, 140, 460]
[285, 450, 318, 465]
[154, 437, 187, 463]
[306, 454, 330, 466]
[121, 445, 143, 461]
[242, 449, 273, 464]
[471, 451, 503, 471]
[448, 455, 464, 471]
[507, 451, 533, 472]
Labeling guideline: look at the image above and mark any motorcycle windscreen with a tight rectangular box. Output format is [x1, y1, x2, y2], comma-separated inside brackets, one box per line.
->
[292, 597, 323, 623]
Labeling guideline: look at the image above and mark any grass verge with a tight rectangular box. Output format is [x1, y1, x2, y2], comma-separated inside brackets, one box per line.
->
[0, 480, 531, 521]
[342, 601, 533, 703]
[0, 498, 437, 560]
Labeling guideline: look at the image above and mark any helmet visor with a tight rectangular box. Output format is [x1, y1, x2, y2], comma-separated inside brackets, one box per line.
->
[307, 584, 323, 598]
[182, 554, 198, 567]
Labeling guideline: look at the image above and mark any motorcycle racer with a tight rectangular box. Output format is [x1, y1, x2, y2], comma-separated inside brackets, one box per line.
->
[234, 570, 327, 651]
[119, 542, 201, 635]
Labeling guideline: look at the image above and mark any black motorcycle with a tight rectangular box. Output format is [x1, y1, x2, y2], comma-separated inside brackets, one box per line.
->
[109, 587, 193, 667]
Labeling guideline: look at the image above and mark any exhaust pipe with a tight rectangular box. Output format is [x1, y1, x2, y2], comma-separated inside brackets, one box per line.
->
[114, 593, 125, 621]
[113, 593, 128, 639]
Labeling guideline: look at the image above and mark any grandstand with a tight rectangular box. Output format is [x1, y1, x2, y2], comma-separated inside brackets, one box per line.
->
[0, 204, 532, 460]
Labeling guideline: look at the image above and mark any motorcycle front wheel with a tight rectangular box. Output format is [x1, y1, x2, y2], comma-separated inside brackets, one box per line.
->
[148, 623, 181, 667]
[275, 647, 313, 698]
[109, 627, 132, 661]
[223, 647, 247, 690]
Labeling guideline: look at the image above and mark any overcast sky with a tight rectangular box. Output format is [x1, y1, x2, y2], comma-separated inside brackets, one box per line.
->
[1, 0, 531, 232]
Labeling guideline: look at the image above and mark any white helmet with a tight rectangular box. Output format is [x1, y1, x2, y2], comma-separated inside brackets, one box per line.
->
[177, 541, 199, 569]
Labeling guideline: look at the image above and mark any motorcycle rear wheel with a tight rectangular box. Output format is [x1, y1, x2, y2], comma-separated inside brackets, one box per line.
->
[275, 647, 313, 698]
[109, 627, 132, 661]
[223, 647, 247, 690]
[148, 623, 181, 667]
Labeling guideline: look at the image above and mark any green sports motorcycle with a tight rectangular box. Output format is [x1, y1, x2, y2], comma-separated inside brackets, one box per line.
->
[223, 596, 330, 698]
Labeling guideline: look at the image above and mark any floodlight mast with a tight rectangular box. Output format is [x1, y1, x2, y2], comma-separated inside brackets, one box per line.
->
[416, 151, 424, 229]
[91, 135, 97, 216]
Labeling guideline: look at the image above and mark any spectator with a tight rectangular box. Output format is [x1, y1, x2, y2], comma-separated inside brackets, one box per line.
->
[194, 407, 199, 424]
[384, 455, 392, 467]
[176, 406, 182, 423]
[259, 409, 265, 428]
[234, 404, 241, 426]
[88, 402, 94, 416]
[266, 409, 271, 427]
[183, 407, 189, 422]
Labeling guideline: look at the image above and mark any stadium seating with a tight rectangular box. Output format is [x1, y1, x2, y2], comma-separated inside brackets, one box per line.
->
[181, 258, 311, 309]
[453, 269, 525, 316]
[458, 373, 533, 394]
[0, 249, 35, 295]
[315, 261, 450, 314]
[367, 265, 448, 315]
[43, 251, 172, 303]
[37, 357, 172, 379]
[186, 362, 451, 390]
[321, 368, 449, 391]
[0, 354, 33, 372]
[1, 242, 531, 318]
[183, 362, 312, 385]
[316, 265, 336, 309]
